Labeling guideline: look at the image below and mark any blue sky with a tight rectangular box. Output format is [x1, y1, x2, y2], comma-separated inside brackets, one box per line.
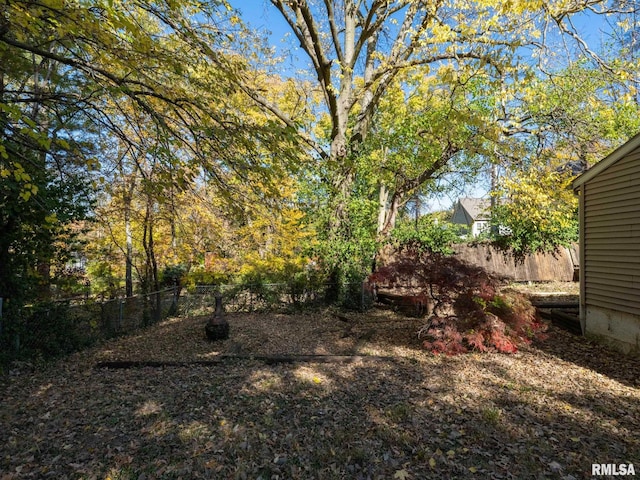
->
[229, 0, 606, 59]
[228, 0, 620, 111]
[228, 0, 310, 74]
[228, 1, 294, 45]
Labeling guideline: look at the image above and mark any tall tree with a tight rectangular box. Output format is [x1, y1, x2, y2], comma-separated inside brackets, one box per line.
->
[243, 0, 637, 236]
[1, 0, 300, 302]
[361, 68, 495, 237]
[83, 63, 311, 295]
[0, 26, 95, 303]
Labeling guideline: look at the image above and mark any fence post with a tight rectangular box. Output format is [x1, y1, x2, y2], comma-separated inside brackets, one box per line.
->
[119, 298, 124, 332]
[172, 283, 178, 312]
[154, 290, 161, 324]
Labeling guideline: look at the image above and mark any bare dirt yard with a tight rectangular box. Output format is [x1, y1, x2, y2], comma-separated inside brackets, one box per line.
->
[1, 308, 639, 480]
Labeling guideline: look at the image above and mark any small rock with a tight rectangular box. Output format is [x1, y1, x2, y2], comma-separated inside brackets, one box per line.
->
[273, 455, 287, 465]
[549, 461, 563, 472]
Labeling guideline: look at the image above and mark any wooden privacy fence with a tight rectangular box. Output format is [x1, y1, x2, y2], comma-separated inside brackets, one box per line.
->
[451, 243, 580, 282]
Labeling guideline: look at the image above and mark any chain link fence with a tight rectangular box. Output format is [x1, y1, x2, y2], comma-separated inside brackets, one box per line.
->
[181, 281, 374, 317]
[0, 288, 179, 369]
[1, 281, 374, 371]
[68, 287, 179, 339]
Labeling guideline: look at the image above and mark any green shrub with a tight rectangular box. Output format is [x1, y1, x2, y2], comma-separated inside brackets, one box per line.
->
[183, 268, 231, 293]
[1, 300, 93, 368]
[390, 216, 459, 254]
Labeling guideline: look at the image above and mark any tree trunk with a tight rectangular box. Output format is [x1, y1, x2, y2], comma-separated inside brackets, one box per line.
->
[0, 73, 15, 301]
[377, 183, 389, 234]
[118, 166, 137, 297]
[149, 216, 159, 293]
[35, 261, 51, 300]
[33, 56, 53, 300]
[379, 192, 401, 238]
[124, 196, 133, 297]
[142, 195, 159, 294]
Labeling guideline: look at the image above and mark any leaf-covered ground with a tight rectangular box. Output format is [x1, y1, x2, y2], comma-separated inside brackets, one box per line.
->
[1, 309, 639, 479]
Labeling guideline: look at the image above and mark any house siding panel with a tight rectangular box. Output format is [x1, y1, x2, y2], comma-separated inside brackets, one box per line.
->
[588, 237, 639, 245]
[586, 229, 634, 239]
[586, 176, 640, 195]
[587, 242, 640, 251]
[587, 275, 640, 290]
[583, 144, 640, 316]
[585, 150, 640, 180]
[586, 169, 640, 189]
[584, 295, 640, 317]
[586, 215, 638, 229]
[584, 151, 640, 184]
[585, 202, 640, 217]
[587, 189, 640, 208]
[586, 283, 640, 300]
[586, 250, 640, 260]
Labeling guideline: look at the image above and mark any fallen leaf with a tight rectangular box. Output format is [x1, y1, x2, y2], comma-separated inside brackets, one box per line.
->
[394, 468, 410, 480]
[1, 309, 639, 480]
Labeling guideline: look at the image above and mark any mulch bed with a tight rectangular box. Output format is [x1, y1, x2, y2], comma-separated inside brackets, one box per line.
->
[1, 309, 639, 479]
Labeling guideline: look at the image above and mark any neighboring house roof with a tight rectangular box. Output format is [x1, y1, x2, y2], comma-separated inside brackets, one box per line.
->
[452, 197, 491, 224]
[557, 159, 587, 176]
[573, 131, 640, 189]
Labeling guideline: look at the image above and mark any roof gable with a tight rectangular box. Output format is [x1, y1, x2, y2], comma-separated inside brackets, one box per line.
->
[455, 197, 490, 221]
[573, 131, 640, 189]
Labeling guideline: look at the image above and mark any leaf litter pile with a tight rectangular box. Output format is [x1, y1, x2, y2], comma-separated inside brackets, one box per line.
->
[1, 309, 639, 479]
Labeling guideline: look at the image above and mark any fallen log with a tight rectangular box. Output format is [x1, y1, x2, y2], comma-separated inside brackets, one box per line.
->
[95, 354, 394, 369]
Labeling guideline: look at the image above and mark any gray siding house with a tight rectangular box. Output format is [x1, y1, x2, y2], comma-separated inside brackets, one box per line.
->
[451, 198, 490, 237]
[572, 132, 640, 354]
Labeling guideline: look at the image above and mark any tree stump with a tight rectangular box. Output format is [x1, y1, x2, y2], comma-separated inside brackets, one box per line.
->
[205, 293, 229, 341]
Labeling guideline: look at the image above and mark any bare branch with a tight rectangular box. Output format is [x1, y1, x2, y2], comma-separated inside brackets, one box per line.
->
[542, 2, 614, 73]
[270, 0, 338, 122]
[322, 0, 344, 62]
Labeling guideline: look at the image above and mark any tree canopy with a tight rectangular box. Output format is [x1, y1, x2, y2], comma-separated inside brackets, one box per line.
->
[0, 0, 298, 303]
[237, 0, 639, 273]
[1, 0, 639, 306]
